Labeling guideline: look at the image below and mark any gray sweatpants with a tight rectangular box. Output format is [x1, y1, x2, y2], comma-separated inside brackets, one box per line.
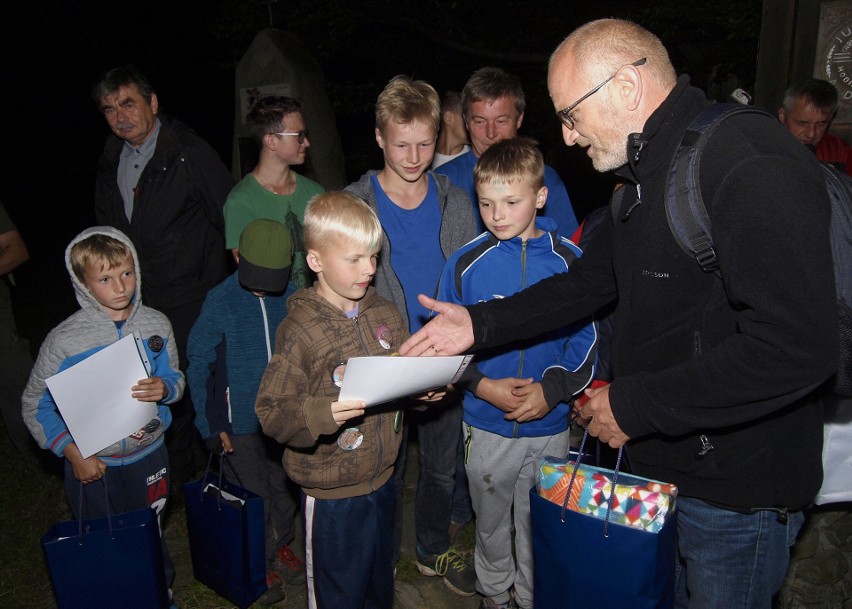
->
[464, 424, 570, 609]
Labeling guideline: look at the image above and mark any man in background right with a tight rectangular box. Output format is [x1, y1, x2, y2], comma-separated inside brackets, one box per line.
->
[778, 78, 852, 175]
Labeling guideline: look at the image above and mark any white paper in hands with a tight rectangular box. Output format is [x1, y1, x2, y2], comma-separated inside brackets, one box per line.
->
[338, 355, 474, 407]
[45, 333, 157, 458]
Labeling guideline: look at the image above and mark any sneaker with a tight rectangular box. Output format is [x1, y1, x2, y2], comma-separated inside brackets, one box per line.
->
[479, 595, 518, 609]
[415, 548, 476, 596]
[276, 543, 306, 586]
[256, 571, 285, 605]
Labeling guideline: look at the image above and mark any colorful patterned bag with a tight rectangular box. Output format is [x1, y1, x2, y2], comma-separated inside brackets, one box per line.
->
[530, 432, 678, 609]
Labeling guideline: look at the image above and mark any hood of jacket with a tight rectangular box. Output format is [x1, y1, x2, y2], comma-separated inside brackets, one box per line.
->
[64, 226, 143, 323]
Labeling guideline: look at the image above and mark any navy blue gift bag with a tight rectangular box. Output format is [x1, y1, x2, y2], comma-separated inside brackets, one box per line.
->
[184, 453, 266, 609]
[41, 480, 168, 609]
[530, 435, 677, 609]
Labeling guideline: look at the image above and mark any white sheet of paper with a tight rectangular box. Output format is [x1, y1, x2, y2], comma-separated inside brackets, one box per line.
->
[337, 355, 474, 406]
[45, 333, 158, 458]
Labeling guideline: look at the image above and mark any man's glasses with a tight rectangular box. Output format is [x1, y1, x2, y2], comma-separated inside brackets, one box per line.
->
[271, 130, 309, 144]
[556, 58, 646, 130]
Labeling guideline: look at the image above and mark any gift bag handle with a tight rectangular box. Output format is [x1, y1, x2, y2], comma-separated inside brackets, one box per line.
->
[560, 429, 623, 537]
[199, 450, 248, 509]
[77, 470, 114, 544]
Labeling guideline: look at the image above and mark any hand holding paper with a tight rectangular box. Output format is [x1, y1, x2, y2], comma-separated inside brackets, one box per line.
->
[332, 400, 367, 425]
[131, 376, 166, 402]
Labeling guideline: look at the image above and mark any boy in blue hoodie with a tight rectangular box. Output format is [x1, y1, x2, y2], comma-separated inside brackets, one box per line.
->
[436, 138, 597, 609]
[22, 226, 185, 605]
[187, 219, 303, 604]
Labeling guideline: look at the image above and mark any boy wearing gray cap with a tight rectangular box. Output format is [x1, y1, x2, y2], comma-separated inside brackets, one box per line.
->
[187, 219, 304, 604]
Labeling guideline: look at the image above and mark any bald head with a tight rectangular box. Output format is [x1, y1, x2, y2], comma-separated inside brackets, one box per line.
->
[547, 19, 678, 171]
[551, 19, 676, 91]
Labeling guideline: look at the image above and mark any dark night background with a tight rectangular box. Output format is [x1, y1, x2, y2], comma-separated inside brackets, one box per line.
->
[2, 0, 763, 348]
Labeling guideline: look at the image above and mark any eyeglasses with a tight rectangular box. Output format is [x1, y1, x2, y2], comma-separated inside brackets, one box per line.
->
[271, 130, 309, 144]
[556, 58, 646, 130]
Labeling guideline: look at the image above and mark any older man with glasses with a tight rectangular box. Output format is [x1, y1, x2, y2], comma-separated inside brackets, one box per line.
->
[402, 18, 837, 609]
[93, 64, 234, 497]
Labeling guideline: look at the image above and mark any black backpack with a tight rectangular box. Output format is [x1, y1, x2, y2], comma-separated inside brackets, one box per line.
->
[616, 103, 852, 396]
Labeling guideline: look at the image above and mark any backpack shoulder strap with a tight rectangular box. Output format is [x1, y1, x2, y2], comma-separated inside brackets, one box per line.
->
[665, 103, 774, 273]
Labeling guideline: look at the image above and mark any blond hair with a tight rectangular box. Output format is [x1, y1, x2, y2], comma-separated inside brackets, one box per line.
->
[474, 137, 544, 190]
[375, 75, 440, 133]
[69, 234, 132, 282]
[304, 192, 382, 254]
[551, 19, 676, 91]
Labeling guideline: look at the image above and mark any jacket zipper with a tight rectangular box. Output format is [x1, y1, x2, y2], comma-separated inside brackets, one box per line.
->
[514, 242, 529, 438]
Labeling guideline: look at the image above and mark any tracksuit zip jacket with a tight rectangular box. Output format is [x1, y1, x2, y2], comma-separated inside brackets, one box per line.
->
[255, 287, 409, 500]
[22, 227, 184, 466]
[438, 217, 597, 438]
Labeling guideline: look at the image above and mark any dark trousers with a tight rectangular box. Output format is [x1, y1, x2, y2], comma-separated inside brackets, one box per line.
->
[392, 397, 465, 560]
[224, 434, 299, 569]
[303, 479, 395, 609]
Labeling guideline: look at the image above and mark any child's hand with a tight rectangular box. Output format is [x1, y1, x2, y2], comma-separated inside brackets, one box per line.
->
[63, 442, 107, 484]
[476, 377, 533, 413]
[331, 400, 367, 426]
[132, 376, 166, 402]
[415, 384, 452, 403]
[206, 431, 233, 454]
[219, 431, 233, 453]
[505, 382, 549, 423]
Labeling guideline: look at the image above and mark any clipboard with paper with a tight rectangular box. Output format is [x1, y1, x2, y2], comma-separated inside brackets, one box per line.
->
[337, 355, 474, 407]
[45, 332, 157, 458]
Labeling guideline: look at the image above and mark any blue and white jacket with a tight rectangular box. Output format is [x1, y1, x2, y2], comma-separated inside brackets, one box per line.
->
[437, 217, 597, 438]
[21, 226, 184, 466]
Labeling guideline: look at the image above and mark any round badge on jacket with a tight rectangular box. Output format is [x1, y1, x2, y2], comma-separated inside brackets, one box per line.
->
[147, 335, 164, 353]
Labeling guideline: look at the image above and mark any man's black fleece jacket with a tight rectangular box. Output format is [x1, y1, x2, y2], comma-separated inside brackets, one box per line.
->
[469, 76, 838, 511]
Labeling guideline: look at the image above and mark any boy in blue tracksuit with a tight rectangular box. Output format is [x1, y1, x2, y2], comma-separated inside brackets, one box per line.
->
[22, 226, 185, 604]
[187, 219, 303, 604]
[437, 138, 597, 609]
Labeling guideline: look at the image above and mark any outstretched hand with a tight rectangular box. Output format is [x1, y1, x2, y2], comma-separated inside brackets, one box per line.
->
[399, 294, 474, 356]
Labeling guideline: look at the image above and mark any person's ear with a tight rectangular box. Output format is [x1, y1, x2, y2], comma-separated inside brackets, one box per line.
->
[307, 249, 323, 273]
[777, 107, 786, 123]
[375, 127, 385, 150]
[150, 92, 159, 115]
[515, 111, 525, 131]
[535, 186, 548, 209]
[614, 64, 642, 112]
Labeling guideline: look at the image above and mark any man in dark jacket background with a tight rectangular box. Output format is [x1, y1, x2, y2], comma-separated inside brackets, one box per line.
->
[402, 18, 838, 608]
[92, 65, 233, 488]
